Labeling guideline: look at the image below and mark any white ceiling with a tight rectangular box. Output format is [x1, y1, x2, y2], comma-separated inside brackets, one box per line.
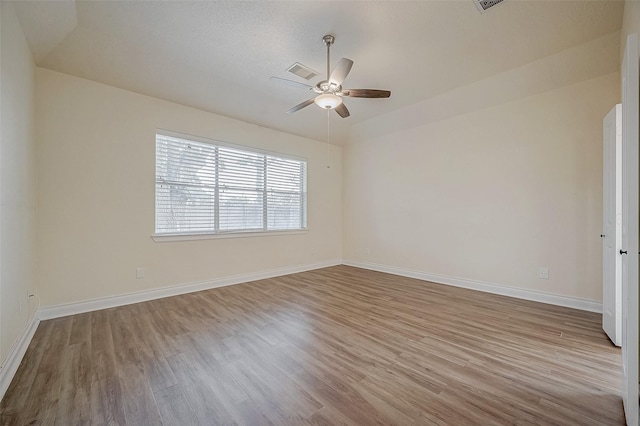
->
[12, 0, 624, 144]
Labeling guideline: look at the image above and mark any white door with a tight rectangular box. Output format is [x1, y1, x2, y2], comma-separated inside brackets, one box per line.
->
[603, 104, 622, 346]
[621, 33, 639, 426]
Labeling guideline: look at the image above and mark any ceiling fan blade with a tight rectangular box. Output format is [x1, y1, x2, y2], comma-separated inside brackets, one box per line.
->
[334, 103, 350, 118]
[329, 58, 354, 86]
[287, 98, 316, 114]
[270, 77, 314, 90]
[343, 89, 391, 98]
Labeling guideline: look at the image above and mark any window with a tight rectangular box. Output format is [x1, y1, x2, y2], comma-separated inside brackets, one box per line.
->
[155, 133, 307, 236]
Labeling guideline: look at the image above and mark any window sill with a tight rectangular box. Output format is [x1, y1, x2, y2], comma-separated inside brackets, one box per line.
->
[151, 229, 308, 242]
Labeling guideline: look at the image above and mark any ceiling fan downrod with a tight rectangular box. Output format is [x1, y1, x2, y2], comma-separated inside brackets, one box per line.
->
[323, 35, 334, 81]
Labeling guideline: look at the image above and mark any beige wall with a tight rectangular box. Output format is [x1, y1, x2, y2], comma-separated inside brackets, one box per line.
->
[622, 0, 640, 52]
[343, 72, 619, 302]
[36, 68, 342, 308]
[0, 3, 38, 364]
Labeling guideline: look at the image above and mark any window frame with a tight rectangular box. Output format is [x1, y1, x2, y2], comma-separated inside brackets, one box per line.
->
[152, 130, 308, 242]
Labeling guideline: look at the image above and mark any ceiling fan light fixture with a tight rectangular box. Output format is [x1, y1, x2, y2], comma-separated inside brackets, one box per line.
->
[314, 93, 343, 109]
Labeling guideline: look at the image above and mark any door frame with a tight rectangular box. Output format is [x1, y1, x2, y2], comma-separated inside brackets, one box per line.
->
[621, 32, 639, 426]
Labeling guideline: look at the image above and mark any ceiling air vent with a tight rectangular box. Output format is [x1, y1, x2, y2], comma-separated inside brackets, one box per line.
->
[474, 0, 505, 13]
[287, 62, 318, 80]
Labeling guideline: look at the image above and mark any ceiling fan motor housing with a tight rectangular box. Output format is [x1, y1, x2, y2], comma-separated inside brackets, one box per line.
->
[314, 81, 342, 94]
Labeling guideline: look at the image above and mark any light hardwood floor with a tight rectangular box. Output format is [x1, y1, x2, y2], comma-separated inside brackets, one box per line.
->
[0, 265, 624, 425]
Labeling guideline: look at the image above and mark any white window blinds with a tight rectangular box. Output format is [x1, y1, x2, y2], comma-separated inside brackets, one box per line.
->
[155, 133, 307, 235]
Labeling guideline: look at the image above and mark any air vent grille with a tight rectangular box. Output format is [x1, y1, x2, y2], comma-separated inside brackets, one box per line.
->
[287, 62, 318, 80]
[474, 0, 504, 13]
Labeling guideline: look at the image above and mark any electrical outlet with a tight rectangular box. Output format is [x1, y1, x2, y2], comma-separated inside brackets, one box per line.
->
[365, 247, 371, 255]
[136, 267, 145, 279]
[538, 267, 549, 280]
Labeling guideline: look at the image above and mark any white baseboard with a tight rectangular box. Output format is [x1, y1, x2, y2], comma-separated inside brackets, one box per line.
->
[38, 259, 342, 320]
[0, 315, 40, 401]
[343, 259, 602, 313]
[38, 258, 602, 320]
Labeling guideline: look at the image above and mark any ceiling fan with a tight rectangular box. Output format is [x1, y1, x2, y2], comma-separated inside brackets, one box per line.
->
[270, 35, 391, 118]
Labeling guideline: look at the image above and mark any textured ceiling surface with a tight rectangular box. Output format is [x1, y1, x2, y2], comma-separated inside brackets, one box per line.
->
[12, 0, 624, 144]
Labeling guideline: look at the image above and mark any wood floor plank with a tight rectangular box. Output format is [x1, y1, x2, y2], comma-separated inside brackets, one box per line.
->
[181, 381, 236, 426]
[109, 308, 143, 366]
[90, 376, 126, 425]
[117, 362, 162, 426]
[68, 312, 92, 345]
[20, 317, 72, 425]
[154, 383, 198, 426]
[0, 265, 625, 424]
[91, 309, 118, 382]
[55, 342, 92, 425]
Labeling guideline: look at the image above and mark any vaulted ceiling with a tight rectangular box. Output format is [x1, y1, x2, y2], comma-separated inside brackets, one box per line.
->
[13, 0, 624, 144]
